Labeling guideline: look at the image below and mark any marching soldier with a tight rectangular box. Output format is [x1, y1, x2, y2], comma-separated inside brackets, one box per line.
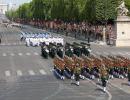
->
[82, 45, 91, 56]
[109, 67, 114, 79]
[73, 46, 82, 57]
[0, 38, 1, 44]
[57, 47, 64, 58]
[65, 46, 73, 57]
[128, 66, 130, 86]
[49, 46, 56, 58]
[100, 65, 108, 92]
[80, 42, 91, 56]
[41, 45, 49, 59]
[74, 63, 81, 86]
[53, 56, 65, 80]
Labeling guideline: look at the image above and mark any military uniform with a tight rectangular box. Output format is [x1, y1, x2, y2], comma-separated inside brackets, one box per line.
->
[57, 47, 64, 58]
[41, 45, 49, 59]
[0, 38, 1, 44]
[73, 47, 81, 57]
[128, 67, 130, 85]
[65, 48, 73, 57]
[49, 46, 56, 58]
[100, 66, 108, 92]
[74, 64, 81, 86]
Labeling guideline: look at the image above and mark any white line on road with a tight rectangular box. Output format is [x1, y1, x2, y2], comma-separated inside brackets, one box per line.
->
[1, 43, 5, 45]
[95, 51, 101, 55]
[18, 53, 23, 56]
[39, 69, 46, 75]
[13, 43, 17, 45]
[34, 52, 39, 56]
[126, 52, 130, 55]
[7, 43, 10, 45]
[0, 43, 3, 45]
[119, 52, 125, 55]
[3, 53, 7, 56]
[118, 52, 124, 55]
[28, 70, 35, 75]
[10, 53, 15, 56]
[108, 81, 130, 94]
[103, 52, 109, 55]
[91, 53, 97, 56]
[16, 70, 23, 76]
[86, 78, 112, 100]
[5, 70, 11, 77]
[111, 52, 116, 55]
[26, 53, 31, 56]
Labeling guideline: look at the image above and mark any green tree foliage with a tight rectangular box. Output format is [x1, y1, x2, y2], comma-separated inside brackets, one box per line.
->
[51, 0, 65, 20]
[17, 3, 31, 19]
[82, 0, 96, 23]
[95, 0, 117, 23]
[125, 0, 130, 16]
[31, 0, 45, 20]
[6, 9, 18, 20]
[64, 0, 79, 21]
[6, 0, 130, 22]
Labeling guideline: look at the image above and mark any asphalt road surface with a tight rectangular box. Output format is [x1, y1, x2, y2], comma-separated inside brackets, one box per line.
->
[0, 23, 130, 100]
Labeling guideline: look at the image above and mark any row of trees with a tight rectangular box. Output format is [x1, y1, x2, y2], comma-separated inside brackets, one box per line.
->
[6, 0, 130, 23]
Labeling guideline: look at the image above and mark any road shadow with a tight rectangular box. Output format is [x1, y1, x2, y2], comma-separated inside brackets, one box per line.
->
[96, 82, 102, 86]
[71, 82, 79, 86]
[95, 88, 105, 92]
[121, 83, 130, 86]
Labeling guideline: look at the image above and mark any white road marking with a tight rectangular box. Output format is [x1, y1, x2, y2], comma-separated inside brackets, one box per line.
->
[103, 52, 109, 55]
[118, 52, 124, 55]
[39, 69, 46, 75]
[26, 53, 31, 56]
[19, 42, 23, 45]
[86, 78, 112, 100]
[7, 43, 10, 45]
[111, 52, 116, 55]
[126, 52, 130, 55]
[0, 43, 4, 45]
[5, 70, 11, 77]
[16, 70, 23, 76]
[96, 51, 101, 55]
[3, 53, 7, 56]
[108, 81, 130, 94]
[18, 53, 23, 56]
[91, 53, 97, 56]
[28, 70, 35, 75]
[34, 52, 39, 56]
[13, 43, 16, 45]
[10, 53, 15, 56]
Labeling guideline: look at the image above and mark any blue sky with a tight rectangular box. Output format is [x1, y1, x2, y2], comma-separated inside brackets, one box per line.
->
[0, 0, 32, 6]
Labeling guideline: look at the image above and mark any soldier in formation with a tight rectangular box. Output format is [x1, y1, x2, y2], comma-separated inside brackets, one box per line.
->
[73, 63, 81, 86]
[128, 65, 130, 86]
[51, 41, 130, 89]
[100, 64, 109, 92]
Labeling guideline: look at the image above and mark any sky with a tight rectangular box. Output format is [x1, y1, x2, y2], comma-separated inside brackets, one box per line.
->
[0, 0, 32, 7]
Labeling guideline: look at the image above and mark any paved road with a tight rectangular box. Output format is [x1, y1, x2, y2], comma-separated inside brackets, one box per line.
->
[0, 23, 130, 100]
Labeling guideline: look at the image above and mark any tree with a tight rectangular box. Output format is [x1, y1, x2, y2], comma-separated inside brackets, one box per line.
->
[6, 9, 18, 20]
[81, 0, 96, 23]
[31, 0, 45, 20]
[51, 0, 65, 20]
[64, 0, 79, 21]
[95, 0, 117, 24]
[125, 0, 130, 16]
[6, 0, 130, 22]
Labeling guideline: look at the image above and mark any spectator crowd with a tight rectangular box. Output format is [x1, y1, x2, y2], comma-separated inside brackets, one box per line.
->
[16, 19, 117, 45]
